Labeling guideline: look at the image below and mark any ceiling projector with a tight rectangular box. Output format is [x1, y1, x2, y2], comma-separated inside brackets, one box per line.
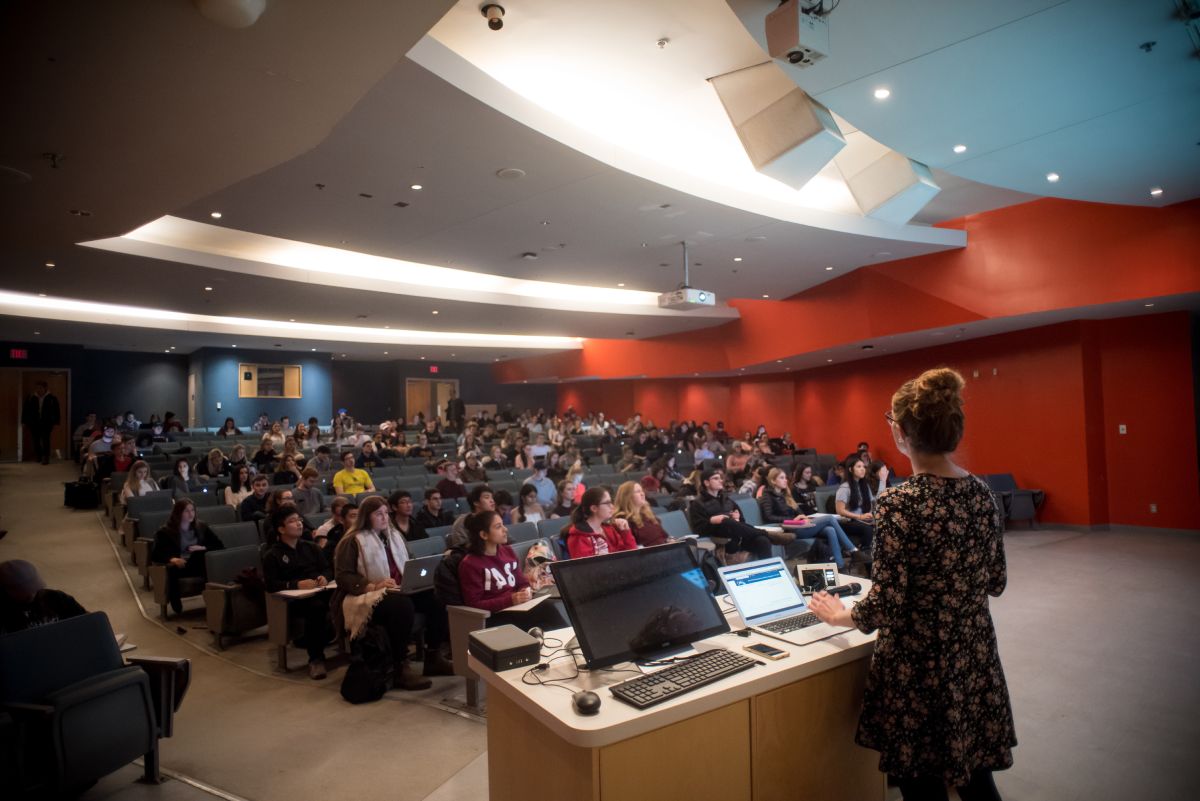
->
[658, 288, 716, 310]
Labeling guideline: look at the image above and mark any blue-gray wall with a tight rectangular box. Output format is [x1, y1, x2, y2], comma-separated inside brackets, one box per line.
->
[190, 348, 333, 429]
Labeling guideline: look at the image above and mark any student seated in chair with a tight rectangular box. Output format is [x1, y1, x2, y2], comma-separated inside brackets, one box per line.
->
[293, 467, 326, 515]
[251, 437, 279, 475]
[355, 440, 383, 472]
[262, 505, 334, 680]
[388, 490, 427, 542]
[760, 467, 864, 570]
[566, 487, 638, 559]
[151, 499, 224, 616]
[120, 460, 158, 503]
[273, 453, 304, 486]
[447, 484, 494, 549]
[0, 559, 87, 634]
[163, 456, 202, 498]
[239, 474, 272, 522]
[686, 468, 772, 564]
[195, 448, 230, 482]
[415, 488, 454, 530]
[225, 464, 253, 509]
[332, 450, 374, 496]
[434, 459, 467, 500]
[317, 500, 358, 558]
[458, 511, 565, 630]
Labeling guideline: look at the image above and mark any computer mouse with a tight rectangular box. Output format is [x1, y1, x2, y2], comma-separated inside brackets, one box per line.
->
[572, 690, 601, 716]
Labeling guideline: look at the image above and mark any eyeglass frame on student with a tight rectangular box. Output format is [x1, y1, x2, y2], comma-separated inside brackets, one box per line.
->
[884, 412, 897, 426]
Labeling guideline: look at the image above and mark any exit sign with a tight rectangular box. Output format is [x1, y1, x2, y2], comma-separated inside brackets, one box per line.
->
[9, 348, 28, 360]
[429, 365, 439, 374]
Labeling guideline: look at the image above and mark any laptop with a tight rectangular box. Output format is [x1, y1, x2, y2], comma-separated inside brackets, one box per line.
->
[393, 553, 442, 594]
[718, 557, 853, 645]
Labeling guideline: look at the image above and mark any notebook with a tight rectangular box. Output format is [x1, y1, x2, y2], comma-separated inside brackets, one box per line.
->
[718, 557, 853, 645]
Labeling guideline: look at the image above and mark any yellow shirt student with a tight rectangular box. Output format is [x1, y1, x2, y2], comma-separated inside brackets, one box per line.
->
[333, 467, 373, 495]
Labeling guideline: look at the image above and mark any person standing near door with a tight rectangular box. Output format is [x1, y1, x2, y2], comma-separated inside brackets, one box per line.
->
[22, 381, 61, 465]
[446, 391, 466, 433]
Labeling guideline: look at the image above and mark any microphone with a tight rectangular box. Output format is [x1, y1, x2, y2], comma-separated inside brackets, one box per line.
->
[825, 583, 862, 597]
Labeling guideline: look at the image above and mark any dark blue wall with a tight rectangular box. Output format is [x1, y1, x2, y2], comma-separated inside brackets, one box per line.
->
[1, 341, 187, 429]
[191, 347, 333, 429]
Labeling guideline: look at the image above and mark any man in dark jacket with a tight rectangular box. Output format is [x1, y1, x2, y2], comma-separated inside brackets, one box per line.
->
[21, 381, 61, 465]
[261, 505, 334, 679]
[0, 560, 86, 633]
[446, 392, 466, 432]
[686, 468, 772, 562]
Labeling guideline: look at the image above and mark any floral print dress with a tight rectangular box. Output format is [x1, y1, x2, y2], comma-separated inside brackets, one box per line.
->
[850, 473, 1016, 785]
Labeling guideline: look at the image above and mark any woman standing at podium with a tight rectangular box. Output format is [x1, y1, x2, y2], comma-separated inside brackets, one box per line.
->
[810, 368, 1015, 801]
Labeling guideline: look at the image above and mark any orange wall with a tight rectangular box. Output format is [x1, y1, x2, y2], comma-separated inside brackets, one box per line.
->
[554, 312, 1199, 530]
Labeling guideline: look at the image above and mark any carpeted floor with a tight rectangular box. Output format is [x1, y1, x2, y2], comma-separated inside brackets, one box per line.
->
[2, 460, 1198, 801]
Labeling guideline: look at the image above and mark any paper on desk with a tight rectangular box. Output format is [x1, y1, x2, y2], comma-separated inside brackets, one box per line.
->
[276, 581, 336, 598]
[508, 593, 550, 612]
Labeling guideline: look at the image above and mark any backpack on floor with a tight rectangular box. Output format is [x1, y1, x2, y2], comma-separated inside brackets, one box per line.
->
[63, 479, 100, 510]
[340, 623, 392, 704]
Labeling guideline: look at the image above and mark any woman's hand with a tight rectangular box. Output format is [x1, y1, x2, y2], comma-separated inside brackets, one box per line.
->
[169, 557, 187, 568]
[808, 591, 854, 628]
[611, 517, 630, 532]
[511, 587, 533, 605]
[297, 579, 319, 590]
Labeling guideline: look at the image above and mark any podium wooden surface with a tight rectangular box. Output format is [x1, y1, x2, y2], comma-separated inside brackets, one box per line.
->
[470, 578, 887, 801]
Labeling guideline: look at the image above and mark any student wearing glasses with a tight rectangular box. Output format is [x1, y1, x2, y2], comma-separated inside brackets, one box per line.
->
[565, 487, 637, 559]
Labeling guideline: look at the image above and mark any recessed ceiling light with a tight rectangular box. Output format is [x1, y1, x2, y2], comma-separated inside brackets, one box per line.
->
[288, 318, 295, 322]
[383, 351, 389, 355]
[450, 353, 456, 357]
[341, 353, 346, 357]
[1046, 172, 1060, 183]
[953, 144, 967, 154]
[1145, 303, 1154, 307]
[37, 293, 45, 297]
[431, 310, 439, 315]
[164, 349, 170, 353]
[204, 286, 213, 291]
[826, 358, 833, 363]
[825, 266, 834, 271]
[44, 261, 55, 268]
[410, 184, 423, 191]
[495, 167, 526, 180]
[541, 221, 550, 226]
[873, 87, 891, 100]
[1150, 187, 1163, 197]
[761, 294, 770, 298]
[169, 346, 175, 350]
[210, 211, 222, 219]
[420, 356, 425, 360]
[231, 344, 237, 348]
[617, 283, 625, 287]
[733, 257, 742, 262]
[776, 360, 782, 363]
[33, 331, 40, 335]
[311, 348, 316, 351]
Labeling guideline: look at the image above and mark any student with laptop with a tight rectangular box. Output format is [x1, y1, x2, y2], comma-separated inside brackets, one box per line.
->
[809, 368, 1014, 801]
[457, 510, 564, 631]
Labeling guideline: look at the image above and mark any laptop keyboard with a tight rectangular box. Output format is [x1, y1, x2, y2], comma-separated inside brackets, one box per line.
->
[761, 611, 820, 634]
[609, 648, 759, 710]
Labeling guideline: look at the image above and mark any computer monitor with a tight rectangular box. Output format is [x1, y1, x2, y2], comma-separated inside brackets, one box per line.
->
[550, 541, 729, 669]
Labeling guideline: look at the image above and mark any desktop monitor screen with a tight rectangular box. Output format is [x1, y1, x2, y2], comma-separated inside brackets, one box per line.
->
[550, 541, 729, 669]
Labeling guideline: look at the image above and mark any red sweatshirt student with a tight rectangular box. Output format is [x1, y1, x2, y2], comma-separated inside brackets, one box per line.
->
[565, 487, 638, 559]
[457, 510, 565, 630]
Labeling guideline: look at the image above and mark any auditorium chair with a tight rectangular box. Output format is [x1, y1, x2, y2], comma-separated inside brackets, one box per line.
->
[506, 521, 540, 543]
[0, 612, 190, 795]
[202, 545, 267, 649]
[120, 492, 174, 549]
[407, 534, 446, 558]
[984, 473, 1044, 528]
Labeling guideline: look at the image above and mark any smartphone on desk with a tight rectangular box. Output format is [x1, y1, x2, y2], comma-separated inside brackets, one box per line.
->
[744, 642, 789, 660]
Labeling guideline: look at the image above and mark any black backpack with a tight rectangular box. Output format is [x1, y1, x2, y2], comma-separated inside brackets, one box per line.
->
[433, 547, 469, 607]
[340, 624, 392, 704]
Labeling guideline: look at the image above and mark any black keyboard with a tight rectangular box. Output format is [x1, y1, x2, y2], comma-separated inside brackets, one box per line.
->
[609, 648, 760, 710]
[761, 611, 820, 634]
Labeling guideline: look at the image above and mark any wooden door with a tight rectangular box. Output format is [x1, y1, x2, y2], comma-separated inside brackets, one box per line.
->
[20, 370, 69, 461]
[0, 368, 21, 460]
[405, 379, 433, 425]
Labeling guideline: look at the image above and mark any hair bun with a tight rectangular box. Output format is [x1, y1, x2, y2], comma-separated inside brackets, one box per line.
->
[891, 368, 966, 454]
[913, 368, 964, 414]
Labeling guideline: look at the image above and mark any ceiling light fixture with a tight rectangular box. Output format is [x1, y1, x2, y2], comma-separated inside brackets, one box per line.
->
[231, 344, 237, 348]
[210, 211, 223, 219]
[733, 257, 742, 262]
[873, 87, 891, 100]
[617, 283, 625, 287]
[1145, 303, 1154, 307]
[1150, 187, 1163, 198]
[44, 261, 55, 268]
[289, 318, 296, 322]
[953, 144, 967, 154]
[761, 294, 769, 298]
[410, 184, 423, 191]
[37, 293, 45, 297]
[826, 358, 833, 363]
[204, 286, 213, 291]
[431, 310, 439, 315]
[1046, 172, 1060, 183]
[33, 331, 40, 335]
[311, 348, 316, 351]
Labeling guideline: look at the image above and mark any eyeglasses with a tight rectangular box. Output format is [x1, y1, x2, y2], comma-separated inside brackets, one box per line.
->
[598, 500, 614, 506]
[884, 412, 897, 425]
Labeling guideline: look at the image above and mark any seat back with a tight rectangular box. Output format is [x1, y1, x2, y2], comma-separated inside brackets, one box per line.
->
[536, 516, 572, 542]
[138, 510, 172, 540]
[304, 511, 332, 530]
[184, 488, 221, 507]
[408, 534, 446, 558]
[0, 611, 122, 703]
[205, 545, 262, 585]
[211, 521, 261, 550]
[506, 521, 540, 543]
[734, 496, 763, 526]
[196, 505, 236, 526]
[658, 509, 693, 540]
[512, 538, 540, 565]
[126, 492, 174, 519]
[815, 486, 838, 514]
[985, 473, 1018, 493]
[426, 525, 453, 541]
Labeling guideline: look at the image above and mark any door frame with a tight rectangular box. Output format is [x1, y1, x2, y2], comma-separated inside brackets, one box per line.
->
[15, 368, 71, 463]
[404, 377, 460, 425]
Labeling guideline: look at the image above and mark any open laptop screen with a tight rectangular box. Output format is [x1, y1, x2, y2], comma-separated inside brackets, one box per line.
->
[551, 542, 729, 668]
[721, 559, 808, 623]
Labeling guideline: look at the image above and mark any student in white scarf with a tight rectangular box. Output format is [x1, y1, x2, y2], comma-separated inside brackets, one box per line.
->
[330, 496, 452, 690]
